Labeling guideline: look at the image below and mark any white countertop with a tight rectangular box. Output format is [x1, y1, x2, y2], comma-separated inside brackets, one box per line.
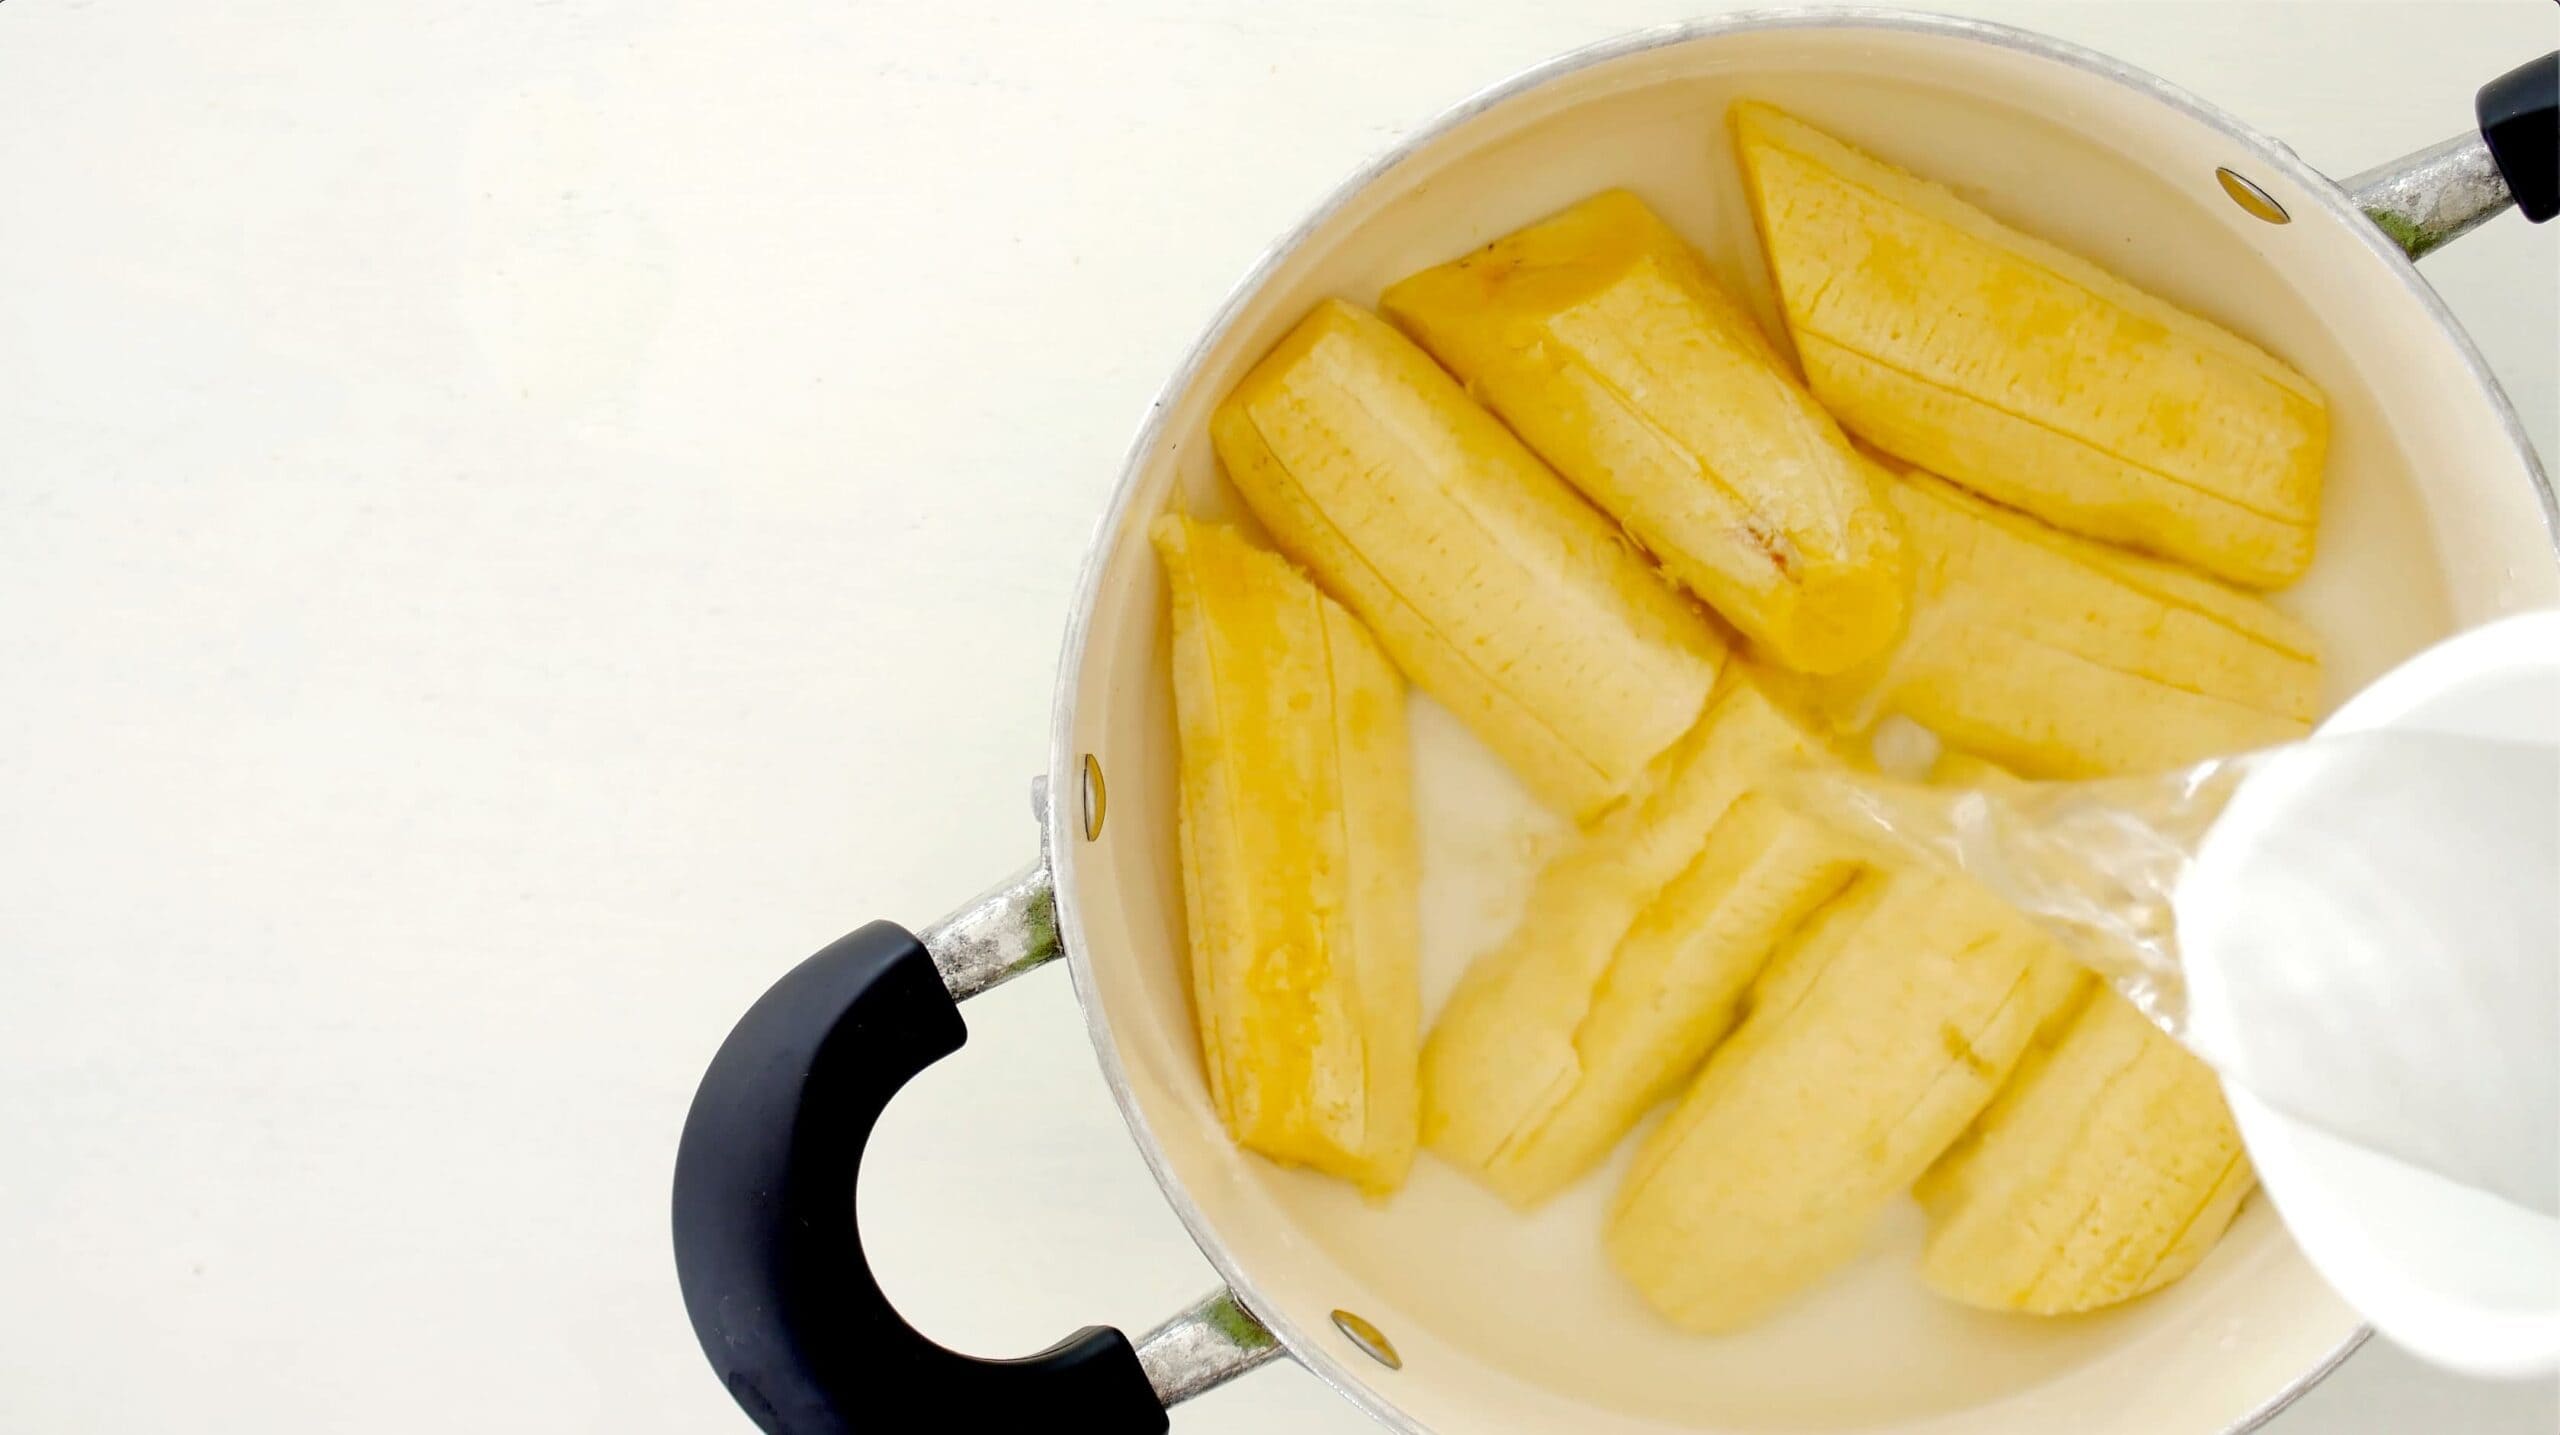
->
[2, 1, 2554, 1430]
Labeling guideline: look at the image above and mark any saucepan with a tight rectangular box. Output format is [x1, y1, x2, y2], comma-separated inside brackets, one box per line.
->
[672, 11, 2559, 1433]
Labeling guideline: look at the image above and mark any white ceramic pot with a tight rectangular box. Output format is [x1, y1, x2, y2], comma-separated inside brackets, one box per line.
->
[674, 12, 2559, 1433]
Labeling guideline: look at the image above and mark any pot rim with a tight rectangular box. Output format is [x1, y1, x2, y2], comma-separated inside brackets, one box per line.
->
[1047, 8, 2548, 1430]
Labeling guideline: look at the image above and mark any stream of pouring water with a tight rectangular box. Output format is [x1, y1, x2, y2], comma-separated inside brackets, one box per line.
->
[1781, 730, 2560, 1221]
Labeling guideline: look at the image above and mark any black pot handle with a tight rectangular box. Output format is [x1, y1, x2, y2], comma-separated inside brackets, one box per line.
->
[671, 851, 1279, 1433]
[2347, 49, 2558, 258]
[2477, 50, 2558, 225]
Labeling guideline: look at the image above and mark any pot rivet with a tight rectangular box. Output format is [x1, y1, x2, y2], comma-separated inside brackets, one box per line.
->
[1330, 1309, 1401, 1370]
[2216, 168, 2290, 225]
[1081, 753, 1107, 842]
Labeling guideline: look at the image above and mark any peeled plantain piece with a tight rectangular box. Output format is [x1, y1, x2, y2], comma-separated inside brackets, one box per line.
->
[1420, 672, 1858, 1208]
[1733, 102, 2327, 588]
[1381, 190, 1907, 675]
[1154, 514, 1421, 1192]
[1813, 467, 2320, 778]
[1605, 871, 2088, 1333]
[1908, 752, 2251, 1312]
[1212, 299, 1727, 819]
[1916, 990, 2254, 1314]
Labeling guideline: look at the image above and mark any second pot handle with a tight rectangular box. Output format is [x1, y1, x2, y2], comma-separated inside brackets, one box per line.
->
[671, 852, 1281, 1432]
[2347, 49, 2556, 259]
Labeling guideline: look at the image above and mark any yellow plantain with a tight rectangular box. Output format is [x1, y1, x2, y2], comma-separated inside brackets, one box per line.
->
[1382, 190, 1907, 675]
[1813, 466, 2320, 777]
[1733, 102, 2327, 588]
[1420, 672, 1858, 1207]
[1605, 871, 2087, 1332]
[1916, 990, 2254, 1314]
[1909, 754, 2253, 1314]
[1212, 299, 1727, 819]
[1155, 514, 1421, 1192]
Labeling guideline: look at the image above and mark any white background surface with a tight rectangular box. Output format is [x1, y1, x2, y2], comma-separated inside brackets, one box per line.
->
[2, 1, 2555, 1431]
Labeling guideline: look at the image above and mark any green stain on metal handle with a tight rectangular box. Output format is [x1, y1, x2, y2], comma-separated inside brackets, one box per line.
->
[2365, 207, 2435, 260]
